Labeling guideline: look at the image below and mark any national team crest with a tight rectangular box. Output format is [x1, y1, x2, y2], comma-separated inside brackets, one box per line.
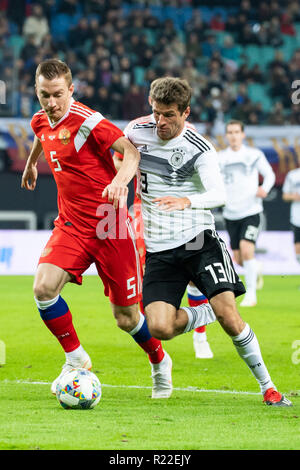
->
[169, 148, 185, 168]
[59, 128, 71, 145]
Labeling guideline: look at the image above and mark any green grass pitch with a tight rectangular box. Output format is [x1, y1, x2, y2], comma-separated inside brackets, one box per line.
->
[0, 275, 299, 450]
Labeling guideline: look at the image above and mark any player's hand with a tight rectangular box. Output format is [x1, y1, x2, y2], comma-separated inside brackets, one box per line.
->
[21, 164, 38, 191]
[102, 182, 129, 209]
[256, 187, 268, 199]
[153, 196, 191, 211]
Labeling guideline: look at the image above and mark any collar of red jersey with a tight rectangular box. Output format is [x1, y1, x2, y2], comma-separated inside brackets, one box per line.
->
[47, 97, 75, 129]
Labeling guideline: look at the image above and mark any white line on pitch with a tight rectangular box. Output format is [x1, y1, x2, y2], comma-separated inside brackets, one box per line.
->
[1, 379, 261, 395]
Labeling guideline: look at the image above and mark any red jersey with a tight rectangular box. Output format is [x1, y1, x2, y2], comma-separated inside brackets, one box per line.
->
[31, 99, 124, 237]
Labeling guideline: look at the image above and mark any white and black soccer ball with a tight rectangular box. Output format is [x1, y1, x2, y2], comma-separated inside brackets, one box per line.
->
[56, 368, 102, 410]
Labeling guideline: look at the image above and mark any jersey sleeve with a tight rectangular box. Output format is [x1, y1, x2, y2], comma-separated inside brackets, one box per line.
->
[187, 149, 227, 209]
[256, 150, 275, 193]
[92, 118, 124, 153]
[282, 171, 293, 194]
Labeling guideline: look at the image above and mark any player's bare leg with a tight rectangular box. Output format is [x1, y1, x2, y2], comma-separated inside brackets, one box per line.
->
[237, 240, 260, 306]
[111, 302, 172, 398]
[210, 291, 292, 406]
[34, 263, 91, 394]
[145, 300, 216, 340]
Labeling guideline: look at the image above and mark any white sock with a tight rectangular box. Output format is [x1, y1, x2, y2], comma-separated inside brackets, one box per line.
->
[65, 345, 85, 364]
[243, 259, 257, 296]
[232, 323, 275, 394]
[128, 312, 145, 336]
[34, 295, 59, 310]
[187, 284, 203, 297]
[193, 330, 207, 342]
[182, 304, 216, 333]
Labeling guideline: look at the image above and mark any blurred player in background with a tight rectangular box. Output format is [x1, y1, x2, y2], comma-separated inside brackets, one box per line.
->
[115, 77, 291, 407]
[21, 59, 178, 399]
[218, 120, 275, 307]
[282, 166, 300, 267]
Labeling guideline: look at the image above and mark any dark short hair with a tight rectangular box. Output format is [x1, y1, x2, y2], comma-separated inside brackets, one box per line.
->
[35, 59, 72, 87]
[225, 119, 245, 131]
[149, 77, 192, 114]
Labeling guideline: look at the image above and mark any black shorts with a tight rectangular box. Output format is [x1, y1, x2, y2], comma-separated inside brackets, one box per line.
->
[291, 224, 300, 243]
[224, 214, 261, 250]
[142, 230, 245, 309]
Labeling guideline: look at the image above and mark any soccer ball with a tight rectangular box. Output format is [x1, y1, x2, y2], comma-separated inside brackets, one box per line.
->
[55, 368, 102, 410]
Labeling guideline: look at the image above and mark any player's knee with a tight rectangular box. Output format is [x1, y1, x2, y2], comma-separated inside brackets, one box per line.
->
[217, 305, 244, 336]
[146, 316, 174, 340]
[33, 280, 56, 301]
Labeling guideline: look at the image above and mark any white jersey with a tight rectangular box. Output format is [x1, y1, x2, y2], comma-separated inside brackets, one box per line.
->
[282, 168, 300, 227]
[124, 114, 226, 252]
[218, 144, 275, 220]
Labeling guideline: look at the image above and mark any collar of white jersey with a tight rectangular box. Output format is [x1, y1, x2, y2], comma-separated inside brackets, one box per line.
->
[229, 143, 246, 153]
[47, 97, 75, 129]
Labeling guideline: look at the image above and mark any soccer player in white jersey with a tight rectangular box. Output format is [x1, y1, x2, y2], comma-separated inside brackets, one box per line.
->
[218, 120, 276, 307]
[282, 166, 300, 265]
[117, 77, 291, 407]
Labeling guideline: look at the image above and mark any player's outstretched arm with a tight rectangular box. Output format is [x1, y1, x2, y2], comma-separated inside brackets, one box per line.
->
[21, 135, 43, 191]
[102, 137, 140, 209]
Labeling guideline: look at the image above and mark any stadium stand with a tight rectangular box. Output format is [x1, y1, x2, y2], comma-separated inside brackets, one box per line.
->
[0, 0, 299, 125]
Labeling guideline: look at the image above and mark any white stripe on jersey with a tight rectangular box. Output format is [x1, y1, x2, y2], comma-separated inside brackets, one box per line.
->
[71, 104, 93, 117]
[126, 218, 142, 296]
[74, 111, 104, 152]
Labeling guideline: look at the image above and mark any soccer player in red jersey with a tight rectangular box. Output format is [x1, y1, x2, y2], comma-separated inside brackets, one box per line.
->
[21, 59, 172, 398]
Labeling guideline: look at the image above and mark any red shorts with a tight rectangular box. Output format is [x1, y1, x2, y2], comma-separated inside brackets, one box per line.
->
[39, 220, 142, 306]
[132, 200, 146, 269]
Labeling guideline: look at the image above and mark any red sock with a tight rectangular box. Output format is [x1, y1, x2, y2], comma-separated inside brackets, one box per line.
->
[131, 308, 165, 364]
[140, 338, 165, 364]
[37, 296, 81, 353]
[43, 311, 81, 353]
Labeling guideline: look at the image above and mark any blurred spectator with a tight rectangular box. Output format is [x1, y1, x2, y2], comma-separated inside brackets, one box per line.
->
[201, 34, 220, 58]
[6, 0, 27, 33]
[186, 32, 203, 60]
[122, 84, 146, 120]
[20, 34, 38, 64]
[220, 35, 239, 62]
[81, 84, 96, 109]
[280, 13, 296, 36]
[210, 13, 225, 31]
[267, 16, 284, 47]
[22, 4, 49, 47]
[95, 86, 111, 117]
[69, 17, 90, 51]
[267, 102, 287, 125]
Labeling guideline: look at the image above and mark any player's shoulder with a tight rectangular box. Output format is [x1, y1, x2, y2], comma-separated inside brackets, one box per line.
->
[31, 108, 47, 129]
[127, 114, 155, 131]
[244, 144, 264, 159]
[182, 125, 215, 153]
[285, 167, 300, 179]
[70, 100, 101, 119]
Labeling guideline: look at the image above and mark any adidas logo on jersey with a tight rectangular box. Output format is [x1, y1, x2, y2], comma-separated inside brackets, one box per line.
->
[48, 135, 56, 140]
